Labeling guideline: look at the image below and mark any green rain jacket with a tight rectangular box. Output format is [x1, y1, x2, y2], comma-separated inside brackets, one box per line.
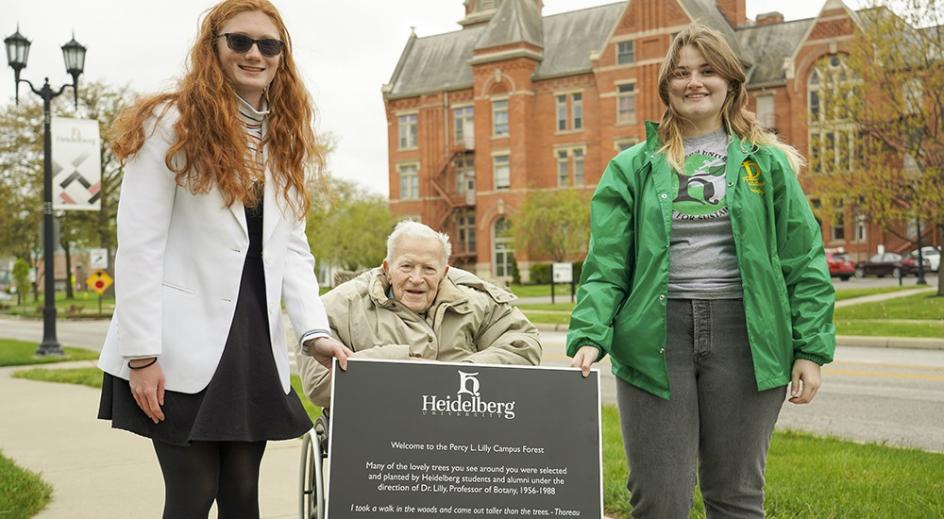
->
[566, 122, 836, 399]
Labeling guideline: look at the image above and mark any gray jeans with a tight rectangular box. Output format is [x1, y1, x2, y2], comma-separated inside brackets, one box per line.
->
[616, 299, 786, 519]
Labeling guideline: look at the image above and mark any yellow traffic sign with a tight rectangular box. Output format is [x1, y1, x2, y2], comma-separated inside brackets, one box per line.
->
[86, 270, 113, 295]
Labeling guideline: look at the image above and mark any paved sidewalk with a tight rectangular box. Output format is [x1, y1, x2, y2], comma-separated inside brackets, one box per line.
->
[0, 362, 304, 519]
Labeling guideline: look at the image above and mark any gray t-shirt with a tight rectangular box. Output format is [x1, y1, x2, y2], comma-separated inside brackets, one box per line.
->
[667, 129, 744, 300]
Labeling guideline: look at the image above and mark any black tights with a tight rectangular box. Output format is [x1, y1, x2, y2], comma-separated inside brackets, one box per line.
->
[152, 439, 267, 519]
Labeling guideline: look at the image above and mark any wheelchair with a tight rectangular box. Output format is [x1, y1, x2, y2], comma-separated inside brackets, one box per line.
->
[299, 411, 330, 519]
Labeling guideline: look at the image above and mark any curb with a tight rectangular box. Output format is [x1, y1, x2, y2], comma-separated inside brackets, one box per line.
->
[535, 324, 944, 350]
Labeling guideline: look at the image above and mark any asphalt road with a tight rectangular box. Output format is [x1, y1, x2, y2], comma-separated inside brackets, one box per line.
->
[538, 330, 944, 453]
[2, 315, 942, 452]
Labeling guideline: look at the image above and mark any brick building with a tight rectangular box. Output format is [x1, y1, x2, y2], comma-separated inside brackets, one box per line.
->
[383, 0, 939, 281]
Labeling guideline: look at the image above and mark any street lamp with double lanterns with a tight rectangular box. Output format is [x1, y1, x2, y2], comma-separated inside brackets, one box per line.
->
[5, 25, 87, 355]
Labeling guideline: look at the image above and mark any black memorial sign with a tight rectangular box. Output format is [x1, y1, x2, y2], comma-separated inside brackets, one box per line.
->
[326, 359, 601, 518]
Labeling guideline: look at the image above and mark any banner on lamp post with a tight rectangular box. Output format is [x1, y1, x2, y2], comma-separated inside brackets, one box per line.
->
[52, 117, 101, 211]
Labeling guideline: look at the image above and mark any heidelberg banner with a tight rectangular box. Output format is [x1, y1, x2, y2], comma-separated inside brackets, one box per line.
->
[326, 359, 602, 518]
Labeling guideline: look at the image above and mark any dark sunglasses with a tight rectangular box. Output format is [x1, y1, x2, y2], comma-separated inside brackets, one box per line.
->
[218, 33, 284, 57]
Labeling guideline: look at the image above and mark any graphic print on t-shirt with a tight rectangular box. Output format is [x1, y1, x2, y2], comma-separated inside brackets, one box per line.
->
[672, 150, 728, 221]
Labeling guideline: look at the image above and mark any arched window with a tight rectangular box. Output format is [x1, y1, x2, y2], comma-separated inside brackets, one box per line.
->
[808, 55, 856, 174]
[493, 218, 515, 279]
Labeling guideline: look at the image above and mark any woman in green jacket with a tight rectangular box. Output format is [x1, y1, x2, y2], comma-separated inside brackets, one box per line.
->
[567, 25, 835, 518]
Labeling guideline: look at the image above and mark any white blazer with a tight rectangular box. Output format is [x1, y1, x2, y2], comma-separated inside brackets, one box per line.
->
[98, 107, 329, 394]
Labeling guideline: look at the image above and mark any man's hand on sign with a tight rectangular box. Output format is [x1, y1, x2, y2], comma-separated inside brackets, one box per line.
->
[571, 345, 601, 378]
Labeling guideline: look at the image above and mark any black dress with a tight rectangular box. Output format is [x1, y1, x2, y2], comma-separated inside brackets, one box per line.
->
[98, 199, 313, 446]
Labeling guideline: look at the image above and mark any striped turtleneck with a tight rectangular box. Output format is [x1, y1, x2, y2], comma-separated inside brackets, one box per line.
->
[237, 95, 269, 205]
[237, 94, 268, 164]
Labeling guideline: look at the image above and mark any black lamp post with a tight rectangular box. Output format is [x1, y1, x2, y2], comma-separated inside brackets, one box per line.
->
[5, 25, 86, 356]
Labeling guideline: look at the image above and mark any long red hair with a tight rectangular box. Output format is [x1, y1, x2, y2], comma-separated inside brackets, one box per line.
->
[111, 0, 322, 216]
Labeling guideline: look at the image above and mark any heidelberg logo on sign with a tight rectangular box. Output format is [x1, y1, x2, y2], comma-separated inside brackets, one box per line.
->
[420, 370, 517, 420]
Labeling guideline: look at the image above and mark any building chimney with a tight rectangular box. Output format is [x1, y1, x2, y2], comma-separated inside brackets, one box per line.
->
[756, 11, 785, 25]
[715, 0, 747, 27]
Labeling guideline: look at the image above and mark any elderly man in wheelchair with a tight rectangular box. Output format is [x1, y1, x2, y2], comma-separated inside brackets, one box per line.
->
[295, 221, 542, 518]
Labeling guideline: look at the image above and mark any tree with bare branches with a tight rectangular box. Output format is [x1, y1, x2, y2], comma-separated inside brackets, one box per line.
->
[812, 0, 943, 295]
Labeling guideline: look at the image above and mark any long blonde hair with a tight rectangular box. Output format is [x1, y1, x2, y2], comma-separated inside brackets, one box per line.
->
[111, 0, 323, 217]
[656, 24, 804, 174]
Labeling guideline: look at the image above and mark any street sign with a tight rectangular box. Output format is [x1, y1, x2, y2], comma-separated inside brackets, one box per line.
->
[552, 262, 573, 283]
[89, 248, 108, 269]
[52, 117, 102, 211]
[85, 270, 113, 295]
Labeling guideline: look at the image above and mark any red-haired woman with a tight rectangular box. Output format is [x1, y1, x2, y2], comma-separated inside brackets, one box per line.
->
[97, 1, 350, 516]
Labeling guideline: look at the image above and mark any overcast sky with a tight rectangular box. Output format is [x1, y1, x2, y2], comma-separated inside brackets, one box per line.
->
[1, 0, 865, 195]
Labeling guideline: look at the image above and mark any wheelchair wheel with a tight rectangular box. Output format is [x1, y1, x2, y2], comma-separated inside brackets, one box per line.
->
[299, 415, 329, 519]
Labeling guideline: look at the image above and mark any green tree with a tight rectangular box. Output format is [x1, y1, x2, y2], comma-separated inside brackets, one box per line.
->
[0, 82, 134, 298]
[0, 98, 43, 261]
[511, 188, 591, 263]
[12, 258, 30, 306]
[813, 0, 944, 295]
[307, 177, 396, 272]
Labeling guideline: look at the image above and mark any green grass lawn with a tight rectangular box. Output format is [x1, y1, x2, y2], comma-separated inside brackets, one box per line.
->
[0, 339, 99, 367]
[599, 406, 944, 518]
[13, 367, 944, 517]
[835, 293, 944, 320]
[0, 450, 52, 518]
[834, 320, 944, 338]
[0, 291, 114, 318]
[519, 291, 944, 337]
[834, 292, 943, 338]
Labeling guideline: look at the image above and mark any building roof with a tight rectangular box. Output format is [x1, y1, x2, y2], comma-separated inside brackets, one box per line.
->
[385, 27, 483, 100]
[474, 0, 544, 51]
[737, 18, 813, 86]
[534, 2, 625, 79]
[678, 0, 752, 66]
[384, 0, 820, 99]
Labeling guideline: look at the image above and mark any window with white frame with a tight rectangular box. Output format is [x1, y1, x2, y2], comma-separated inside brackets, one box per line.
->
[398, 164, 419, 200]
[492, 99, 509, 136]
[398, 114, 417, 149]
[832, 201, 845, 241]
[455, 154, 474, 194]
[617, 40, 635, 65]
[493, 154, 510, 190]
[832, 218, 845, 241]
[854, 213, 867, 242]
[557, 150, 569, 185]
[493, 218, 515, 278]
[455, 209, 476, 255]
[573, 93, 583, 130]
[555, 147, 586, 186]
[454, 106, 474, 146]
[617, 83, 636, 124]
[615, 138, 638, 152]
[808, 55, 857, 176]
[556, 95, 567, 131]
[574, 148, 585, 185]
[556, 93, 583, 132]
[904, 79, 923, 114]
[756, 95, 774, 129]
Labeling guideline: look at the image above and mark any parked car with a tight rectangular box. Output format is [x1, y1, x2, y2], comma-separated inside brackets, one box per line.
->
[854, 252, 930, 278]
[908, 246, 940, 273]
[826, 251, 856, 281]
